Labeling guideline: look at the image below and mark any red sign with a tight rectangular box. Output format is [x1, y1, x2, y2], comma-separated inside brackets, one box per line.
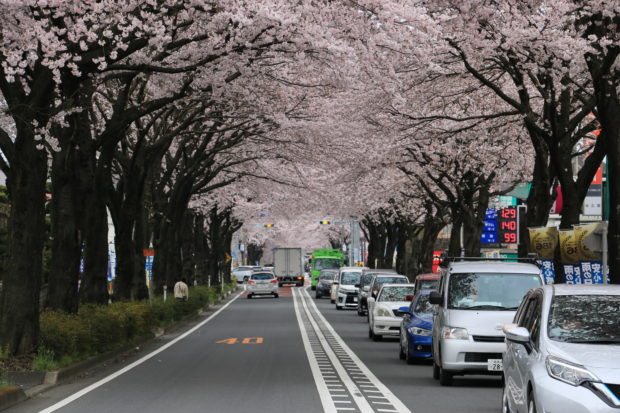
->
[143, 248, 155, 257]
[432, 251, 442, 274]
[498, 207, 518, 244]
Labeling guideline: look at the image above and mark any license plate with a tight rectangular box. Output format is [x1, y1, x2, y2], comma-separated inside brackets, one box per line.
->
[353, 297, 358, 302]
[488, 359, 503, 371]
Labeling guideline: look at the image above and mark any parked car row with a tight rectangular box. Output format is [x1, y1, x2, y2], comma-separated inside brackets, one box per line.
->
[321, 258, 620, 413]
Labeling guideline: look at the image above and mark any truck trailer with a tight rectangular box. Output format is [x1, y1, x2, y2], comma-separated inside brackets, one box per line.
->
[273, 247, 304, 287]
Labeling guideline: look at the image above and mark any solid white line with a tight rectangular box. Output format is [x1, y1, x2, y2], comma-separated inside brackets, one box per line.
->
[39, 291, 243, 413]
[299, 290, 374, 412]
[302, 289, 412, 413]
[292, 289, 338, 413]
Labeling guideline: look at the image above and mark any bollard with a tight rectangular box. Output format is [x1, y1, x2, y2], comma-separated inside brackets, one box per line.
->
[163, 285, 167, 302]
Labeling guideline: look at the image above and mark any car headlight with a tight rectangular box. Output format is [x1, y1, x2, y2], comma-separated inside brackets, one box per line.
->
[409, 327, 432, 336]
[545, 356, 600, 386]
[376, 307, 392, 317]
[441, 326, 469, 340]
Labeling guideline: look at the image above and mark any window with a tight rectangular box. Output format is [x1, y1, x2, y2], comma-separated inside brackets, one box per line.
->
[313, 258, 341, 270]
[518, 294, 542, 346]
[414, 294, 434, 314]
[378, 286, 416, 302]
[340, 272, 361, 285]
[548, 295, 620, 343]
[251, 274, 274, 280]
[320, 272, 335, 280]
[447, 272, 541, 310]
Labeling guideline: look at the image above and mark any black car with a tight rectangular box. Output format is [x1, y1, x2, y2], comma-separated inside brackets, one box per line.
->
[356, 269, 396, 316]
[315, 269, 338, 299]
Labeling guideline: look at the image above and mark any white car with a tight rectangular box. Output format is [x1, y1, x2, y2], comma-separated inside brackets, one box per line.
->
[334, 267, 365, 310]
[368, 283, 416, 341]
[232, 266, 262, 283]
[503, 284, 620, 413]
[246, 272, 279, 299]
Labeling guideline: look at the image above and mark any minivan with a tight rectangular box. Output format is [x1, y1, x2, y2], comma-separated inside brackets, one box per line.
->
[429, 259, 543, 386]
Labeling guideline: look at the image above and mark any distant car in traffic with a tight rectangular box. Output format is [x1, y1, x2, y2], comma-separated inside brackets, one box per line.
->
[413, 273, 438, 293]
[356, 269, 396, 316]
[232, 266, 262, 283]
[246, 272, 279, 299]
[367, 283, 416, 341]
[399, 290, 434, 364]
[367, 274, 409, 315]
[334, 267, 365, 310]
[429, 259, 543, 386]
[315, 269, 337, 299]
[502, 284, 620, 413]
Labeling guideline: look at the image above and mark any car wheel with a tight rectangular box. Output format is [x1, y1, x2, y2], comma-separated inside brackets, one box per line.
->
[372, 333, 382, 342]
[368, 328, 374, 339]
[336, 305, 342, 311]
[311, 285, 316, 291]
[315, 292, 322, 299]
[274, 293, 279, 298]
[247, 294, 253, 299]
[398, 341, 406, 360]
[528, 390, 537, 413]
[432, 362, 440, 380]
[439, 367, 453, 386]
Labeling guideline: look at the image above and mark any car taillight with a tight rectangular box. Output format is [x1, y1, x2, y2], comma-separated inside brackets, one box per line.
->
[270, 279, 278, 284]
[248, 280, 255, 284]
[297, 276, 302, 280]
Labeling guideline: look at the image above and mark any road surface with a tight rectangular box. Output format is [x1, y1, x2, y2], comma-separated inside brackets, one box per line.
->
[7, 286, 501, 413]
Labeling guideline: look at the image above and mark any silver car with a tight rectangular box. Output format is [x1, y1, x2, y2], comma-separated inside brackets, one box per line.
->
[503, 284, 620, 413]
[246, 272, 279, 299]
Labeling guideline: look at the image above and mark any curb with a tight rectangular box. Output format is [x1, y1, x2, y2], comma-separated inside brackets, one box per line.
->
[1, 287, 240, 411]
[0, 387, 26, 411]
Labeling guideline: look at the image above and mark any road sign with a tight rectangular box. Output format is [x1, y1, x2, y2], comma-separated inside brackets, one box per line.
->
[319, 220, 331, 225]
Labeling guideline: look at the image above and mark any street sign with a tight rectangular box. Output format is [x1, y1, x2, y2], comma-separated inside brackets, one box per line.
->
[497, 207, 518, 244]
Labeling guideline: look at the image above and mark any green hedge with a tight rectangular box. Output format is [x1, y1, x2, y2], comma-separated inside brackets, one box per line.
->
[40, 284, 236, 360]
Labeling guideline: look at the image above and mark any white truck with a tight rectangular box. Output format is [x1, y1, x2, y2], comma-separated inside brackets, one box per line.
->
[273, 248, 304, 287]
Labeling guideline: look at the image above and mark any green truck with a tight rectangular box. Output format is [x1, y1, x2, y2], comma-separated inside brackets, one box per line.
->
[310, 248, 344, 290]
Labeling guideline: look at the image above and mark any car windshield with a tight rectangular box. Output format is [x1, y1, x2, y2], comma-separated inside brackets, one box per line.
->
[374, 276, 407, 288]
[360, 273, 374, 287]
[320, 273, 336, 281]
[340, 271, 361, 285]
[418, 280, 438, 290]
[414, 294, 434, 314]
[448, 273, 541, 310]
[314, 258, 341, 270]
[235, 267, 253, 272]
[547, 295, 620, 343]
[251, 274, 274, 280]
[378, 286, 416, 302]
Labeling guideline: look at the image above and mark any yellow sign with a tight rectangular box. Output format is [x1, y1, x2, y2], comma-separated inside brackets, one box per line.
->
[216, 337, 263, 344]
[225, 253, 232, 263]
[559, 229, 579, 264]
[573, 223, 601, 261]
[528, 227, 559, 259]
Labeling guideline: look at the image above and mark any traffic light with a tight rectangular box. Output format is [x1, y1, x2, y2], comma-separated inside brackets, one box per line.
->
[264, 223, 274, 228]
[319, 220, 331, 225]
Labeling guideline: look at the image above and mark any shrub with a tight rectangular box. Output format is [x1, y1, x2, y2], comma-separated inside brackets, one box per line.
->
[40, 285, 220, 363]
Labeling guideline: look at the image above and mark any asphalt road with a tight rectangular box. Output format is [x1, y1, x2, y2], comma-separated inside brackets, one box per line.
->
[8, 285, 502, 413]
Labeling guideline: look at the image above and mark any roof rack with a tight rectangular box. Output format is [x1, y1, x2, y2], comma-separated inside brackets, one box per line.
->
[439, 254, 540, 268]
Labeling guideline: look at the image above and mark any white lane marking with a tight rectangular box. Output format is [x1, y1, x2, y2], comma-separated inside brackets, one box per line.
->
[39, 292, 243, 413]
[302, 288, 412, 413]
[292, 289, 338, 413]
[298, 290, 374, 412]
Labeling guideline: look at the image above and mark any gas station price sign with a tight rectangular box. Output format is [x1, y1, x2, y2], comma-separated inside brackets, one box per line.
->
[498, 207, 518, 244]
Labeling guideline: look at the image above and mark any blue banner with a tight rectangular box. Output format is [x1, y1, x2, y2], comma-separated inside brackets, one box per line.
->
[580, 261, 604, 284]
[563, 264, 583, 284]
[483, 220, 497, 232]
[480, 232, 497, 244]
[485, 208, 497, 220]
[537, 259, 555, 284]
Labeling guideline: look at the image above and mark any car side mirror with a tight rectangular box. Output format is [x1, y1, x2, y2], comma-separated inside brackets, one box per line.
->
[333, 281, 339, 285]
[363, 285, 370, 292]
[397, 306, 410, 315]
[406, 294, 414, 302]
[429, 291, 443, 306]
[503, 326, 531, 344]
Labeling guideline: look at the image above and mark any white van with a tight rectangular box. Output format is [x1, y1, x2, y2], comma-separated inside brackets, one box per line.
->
[429, 259, 543, 386]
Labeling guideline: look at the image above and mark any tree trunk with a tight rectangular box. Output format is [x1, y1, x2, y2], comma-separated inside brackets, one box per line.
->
[0, 133, 48, 355]
[447, 214, 463, 257]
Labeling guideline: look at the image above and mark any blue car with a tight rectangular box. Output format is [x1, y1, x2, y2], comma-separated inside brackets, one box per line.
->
[399, 290, 434, 364]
